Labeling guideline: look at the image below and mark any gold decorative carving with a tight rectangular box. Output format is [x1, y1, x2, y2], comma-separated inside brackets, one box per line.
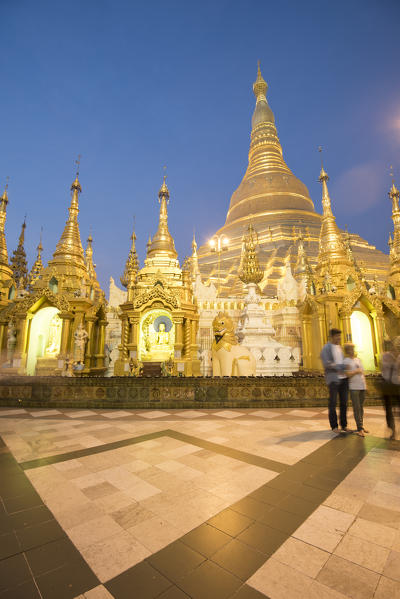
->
[133, 283, 179, 310]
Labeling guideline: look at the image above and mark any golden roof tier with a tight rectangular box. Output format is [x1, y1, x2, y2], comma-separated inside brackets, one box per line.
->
[197, 64, 389, 297]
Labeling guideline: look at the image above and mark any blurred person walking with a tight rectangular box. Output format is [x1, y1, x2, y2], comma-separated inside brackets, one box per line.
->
[343, 343, 368, 437]
[320, 328, 350, 434]
[381, 337, 400, 440]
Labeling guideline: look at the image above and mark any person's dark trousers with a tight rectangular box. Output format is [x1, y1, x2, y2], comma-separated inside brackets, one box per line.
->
[328, 379, 349, 429]
[382, 381, 398, 436]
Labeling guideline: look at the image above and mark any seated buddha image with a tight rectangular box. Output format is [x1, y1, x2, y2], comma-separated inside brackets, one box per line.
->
[156, 322, 169, 346]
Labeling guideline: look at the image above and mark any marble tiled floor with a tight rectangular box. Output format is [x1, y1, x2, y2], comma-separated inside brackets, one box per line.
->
[0, 405, 399, 599]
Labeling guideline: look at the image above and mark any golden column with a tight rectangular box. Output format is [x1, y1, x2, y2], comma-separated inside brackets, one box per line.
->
[371, 307, 385, 367]
[0, 320, 7, 362]
[130, 318, 139, 357]
[340, 313, 352, 344]
[174, 317, 184, 358]
[191, 319, 198, 356]
[95, 319, 107, 368]
[184, 318, 191, 356]
[59, 312, 73, 358]
[84, 317, 96, 369]
[121, 317, 129, 359]
[300, 315, 313, 370]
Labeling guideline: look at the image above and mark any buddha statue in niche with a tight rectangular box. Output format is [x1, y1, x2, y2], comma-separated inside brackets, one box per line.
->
[156, 322, 169, 346]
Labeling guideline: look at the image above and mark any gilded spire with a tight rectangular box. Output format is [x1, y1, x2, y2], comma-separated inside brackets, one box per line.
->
[316, 160, 349, 273]
[224, 62, 314, 226]
[50, 164, 86, 272]
[85, 234, 96, 280]
[253, 60, 268, 102]
[28, 230, 44, 288]
[389, 180, 400, 260]
[238, 223, 263, 285]
[121, 221, 139, 288]
[319, 164, 334, 217]
[190, 232, 200, 279]
[10, 218, 28, 287]
[147, 176, 178, 259]
[0, 179, 10, 269]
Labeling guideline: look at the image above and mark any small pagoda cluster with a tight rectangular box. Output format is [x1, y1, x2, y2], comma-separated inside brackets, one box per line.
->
[0, 167, 107, 376]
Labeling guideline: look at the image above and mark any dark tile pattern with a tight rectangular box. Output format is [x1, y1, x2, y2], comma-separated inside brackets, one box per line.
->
[2, 416, 399, 599]
[105, 433, 393, 598]
[0, 438, 99, 599]
[20, 429, 287, 474]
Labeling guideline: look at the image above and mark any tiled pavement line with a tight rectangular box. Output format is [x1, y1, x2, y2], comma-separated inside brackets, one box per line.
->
[0, 407, 331, 421]
[0, 436, 99, 599]
[19, 430, 286, 474]
[104, 434, 395, 599]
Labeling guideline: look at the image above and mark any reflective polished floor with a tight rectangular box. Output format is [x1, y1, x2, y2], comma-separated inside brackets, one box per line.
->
[0, 406, 399, 599]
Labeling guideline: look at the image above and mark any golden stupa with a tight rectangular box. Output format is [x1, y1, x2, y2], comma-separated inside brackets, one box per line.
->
[197, 63, 389, 296]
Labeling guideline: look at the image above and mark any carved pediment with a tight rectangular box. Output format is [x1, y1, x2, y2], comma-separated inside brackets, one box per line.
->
[17, 288, 70, 314]
[339, 286, 364, 316]
[133, 283, 179, 310]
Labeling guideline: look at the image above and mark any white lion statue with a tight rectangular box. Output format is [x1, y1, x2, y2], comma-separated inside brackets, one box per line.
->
[211, 312, 256, 377]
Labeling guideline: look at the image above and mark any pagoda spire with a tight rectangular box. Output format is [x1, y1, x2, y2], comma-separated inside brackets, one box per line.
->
[10, 218, 28, 287]
[224, 62, 315, 226]
[85, 234, 96, 280]
[253, 60, 268, 103]
[49, 161, 86, 272]
[238, 223, 263, 285]
[0, 180, 10, 270]
[28, 229, 44, 288]
[121, 220, 139, 288]
[190, 232, 200, 279]
[147, 176, 178, 259]
[389, 180, 400, 260]
[316, 160, 350, 274]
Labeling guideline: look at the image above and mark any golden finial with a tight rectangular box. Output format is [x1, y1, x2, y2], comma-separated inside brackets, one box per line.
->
[38, 226, 43, 251]
[158, 169, 169, 201]
[71, 155, 82, 192]
[389, 165, 399, 200]
[253, 60, 268, 100]
[120, 220, 139, 288]
[1, 177, 9, 203]
[192, 230, 197, 252]
[318, 146, 329, 181]
[131, 216, 136, 242]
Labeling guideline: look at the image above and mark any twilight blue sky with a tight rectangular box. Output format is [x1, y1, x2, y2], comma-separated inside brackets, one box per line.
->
[1, 0, 400, 292]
